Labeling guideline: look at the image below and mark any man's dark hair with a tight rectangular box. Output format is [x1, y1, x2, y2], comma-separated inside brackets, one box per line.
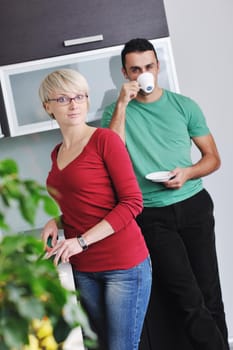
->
[121, 38, 158, 69]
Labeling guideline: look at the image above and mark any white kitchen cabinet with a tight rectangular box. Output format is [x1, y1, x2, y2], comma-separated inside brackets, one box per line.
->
[0, 38, 179, 137]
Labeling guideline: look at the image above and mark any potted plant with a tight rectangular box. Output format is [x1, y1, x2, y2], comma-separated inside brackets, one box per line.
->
[0, 159, 96, 349]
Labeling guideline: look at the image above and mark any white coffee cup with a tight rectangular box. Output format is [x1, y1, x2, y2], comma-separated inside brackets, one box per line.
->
[137, 72, 154, 93]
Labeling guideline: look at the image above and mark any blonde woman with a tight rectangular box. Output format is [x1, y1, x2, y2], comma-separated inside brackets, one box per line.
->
[39, 69, 152, 350]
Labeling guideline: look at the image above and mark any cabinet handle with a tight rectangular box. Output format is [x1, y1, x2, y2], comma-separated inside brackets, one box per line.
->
[64, 34, 104, 47]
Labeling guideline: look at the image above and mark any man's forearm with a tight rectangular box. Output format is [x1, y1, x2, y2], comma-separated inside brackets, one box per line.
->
[108, 101, 127, 143]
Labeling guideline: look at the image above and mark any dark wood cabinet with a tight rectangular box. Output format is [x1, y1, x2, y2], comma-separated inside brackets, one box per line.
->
[0, 0, 169, 65]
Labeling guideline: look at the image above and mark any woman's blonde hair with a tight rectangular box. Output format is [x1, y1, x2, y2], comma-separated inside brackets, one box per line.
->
[39, 68, 90, 107]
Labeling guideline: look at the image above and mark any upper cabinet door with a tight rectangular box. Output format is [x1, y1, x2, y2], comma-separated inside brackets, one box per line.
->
[0, 38, 179, 137]
[0, 0, 169, 65]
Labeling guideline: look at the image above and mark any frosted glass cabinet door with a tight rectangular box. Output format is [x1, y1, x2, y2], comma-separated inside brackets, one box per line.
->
[0, 38, 179, 137]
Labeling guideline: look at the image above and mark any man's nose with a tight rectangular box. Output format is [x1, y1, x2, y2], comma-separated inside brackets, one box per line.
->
[142, 68, 147, 73]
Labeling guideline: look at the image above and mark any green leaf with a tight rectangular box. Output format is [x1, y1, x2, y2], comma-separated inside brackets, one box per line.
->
[0, 158, 60, 230]
[0, 213, 9, 230]
[0, 189, 11, 207]
[17, 297, 45, 320]
[6, 284, 25, 303]
[1, 316, 29, 348]
[18, 196, 37, 225]
[4, 181, 22, 199]
[42, 195, 60, 216]
[0, 234, 43, 257]
[0, 159, 18, 176]
[53, 316, 71, 343]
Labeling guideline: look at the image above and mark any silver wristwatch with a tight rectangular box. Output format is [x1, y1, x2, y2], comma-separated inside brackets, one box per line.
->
[77, 236, 88, 251]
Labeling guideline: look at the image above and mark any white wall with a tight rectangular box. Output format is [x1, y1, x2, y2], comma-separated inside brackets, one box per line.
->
[163, 0, 233, 342]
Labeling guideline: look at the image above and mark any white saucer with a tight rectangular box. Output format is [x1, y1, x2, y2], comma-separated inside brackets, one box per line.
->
[145, 171, 173, 183]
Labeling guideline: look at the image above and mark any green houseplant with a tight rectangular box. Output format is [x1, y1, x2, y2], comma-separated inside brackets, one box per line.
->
[0, 159, 96, 349]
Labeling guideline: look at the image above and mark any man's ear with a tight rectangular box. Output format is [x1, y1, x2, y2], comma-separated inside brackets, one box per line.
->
[122, 67, 129, 80]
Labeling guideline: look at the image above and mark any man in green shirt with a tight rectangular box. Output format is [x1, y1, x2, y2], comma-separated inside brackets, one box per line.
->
[102, 38, 229, 350]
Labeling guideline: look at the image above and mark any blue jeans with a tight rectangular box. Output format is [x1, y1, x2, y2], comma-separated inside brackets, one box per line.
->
[73, 256, 152, 350]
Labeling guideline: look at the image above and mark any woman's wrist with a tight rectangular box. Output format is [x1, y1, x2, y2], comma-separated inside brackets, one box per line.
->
[54, 215, 63, 229]
[77, 236, 88, 251]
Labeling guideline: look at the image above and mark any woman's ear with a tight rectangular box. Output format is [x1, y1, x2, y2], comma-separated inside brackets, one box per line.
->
[43, 102, 55, 119]
[43, 101, 49, 112]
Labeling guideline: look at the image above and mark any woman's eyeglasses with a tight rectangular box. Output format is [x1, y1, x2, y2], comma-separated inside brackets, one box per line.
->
[48, 94, 88, 105]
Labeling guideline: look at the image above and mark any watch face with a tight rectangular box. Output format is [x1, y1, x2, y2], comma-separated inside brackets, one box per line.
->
[77, 236, 88, 251]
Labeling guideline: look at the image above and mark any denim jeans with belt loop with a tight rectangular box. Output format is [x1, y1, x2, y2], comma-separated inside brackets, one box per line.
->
[73, 256, 152, 350]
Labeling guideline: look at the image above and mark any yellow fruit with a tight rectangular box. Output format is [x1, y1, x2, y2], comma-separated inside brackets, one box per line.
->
[33, 317, 53, 339]
[40, 335, 58, 350]
[23, 334, 40, 350]
[32, 318, 42, 330]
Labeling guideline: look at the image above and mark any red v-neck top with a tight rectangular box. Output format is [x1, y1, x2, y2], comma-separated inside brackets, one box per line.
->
[47, 128, 148, 272]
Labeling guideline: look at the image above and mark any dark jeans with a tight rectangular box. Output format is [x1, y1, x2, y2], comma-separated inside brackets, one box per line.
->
[137, 189, 229, 350]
